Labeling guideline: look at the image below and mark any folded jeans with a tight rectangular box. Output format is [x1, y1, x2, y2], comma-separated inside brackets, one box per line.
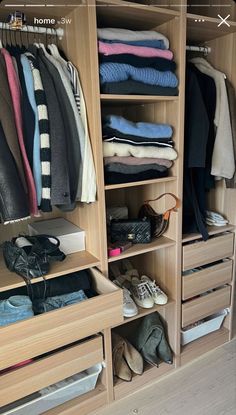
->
[0, 295, 34, 326]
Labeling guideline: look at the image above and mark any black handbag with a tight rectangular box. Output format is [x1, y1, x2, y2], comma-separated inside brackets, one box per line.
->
[2, 235, 66, 282]
[110, 218, 151, 244]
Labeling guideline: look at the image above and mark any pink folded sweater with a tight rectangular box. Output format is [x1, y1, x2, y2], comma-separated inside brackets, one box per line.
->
[98, 41, 173, 60]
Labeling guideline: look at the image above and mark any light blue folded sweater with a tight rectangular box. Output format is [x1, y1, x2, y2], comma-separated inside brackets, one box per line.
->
[104, 115, 173, 139]
[100, 63, 178, 88]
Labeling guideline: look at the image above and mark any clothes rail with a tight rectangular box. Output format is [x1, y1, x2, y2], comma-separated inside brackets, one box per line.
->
[186, 45, 211, 54]
[0, 22, 64, 39]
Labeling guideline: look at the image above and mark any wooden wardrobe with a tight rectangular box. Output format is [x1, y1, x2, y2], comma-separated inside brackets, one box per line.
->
[0, 0, 235, 414]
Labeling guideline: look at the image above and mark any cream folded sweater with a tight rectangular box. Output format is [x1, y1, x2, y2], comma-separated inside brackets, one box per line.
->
[103, 142, 177, 160]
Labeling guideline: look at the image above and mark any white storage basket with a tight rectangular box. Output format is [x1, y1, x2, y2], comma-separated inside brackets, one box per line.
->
[181, 309, 228, 346]
[0, 364, 102, 415]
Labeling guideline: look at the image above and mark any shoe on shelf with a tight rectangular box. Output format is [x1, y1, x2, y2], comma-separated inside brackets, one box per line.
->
[131, 277, 154, 309]
[121, 259, 139, 279]
[141, 275, 168, 305]
[109, 263, 131, 289]
[113, 280, 138, 318]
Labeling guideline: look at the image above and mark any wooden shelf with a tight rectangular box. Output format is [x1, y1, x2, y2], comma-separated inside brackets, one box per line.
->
[0, 250, 100, 293]
[105, 176, 177, 191]
[181, 328, 229, 367]
[96, 0, 180, 30]
[101, 95, 179, 104]
[108, 236, 175, 263]
[44, 382, 106, 415]
[112, 299, 175, 328]
[182, 224, 235, 243]
[187, 13, 236, 42]
[114, 361, 174, 400]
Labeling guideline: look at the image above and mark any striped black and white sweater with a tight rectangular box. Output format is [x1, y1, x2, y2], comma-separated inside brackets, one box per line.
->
[25, 52, 51, 212]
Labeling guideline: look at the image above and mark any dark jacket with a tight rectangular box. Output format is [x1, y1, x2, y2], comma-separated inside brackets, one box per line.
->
[38, 49, 80, 208]
[183, 64, 210, 240]
[225, 79, 236, 188]
[33, 47, 71, 206]
[0, 122, 29, 223]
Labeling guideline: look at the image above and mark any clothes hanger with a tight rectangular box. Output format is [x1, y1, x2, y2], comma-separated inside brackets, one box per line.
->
[0, 22, 3, 48]
[33, 26, 40, 48]
[48, 29, 61, 58]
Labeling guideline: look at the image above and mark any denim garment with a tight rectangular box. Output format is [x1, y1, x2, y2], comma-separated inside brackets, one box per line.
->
[0, 296, 34, 327]
[33, 290, 88, 314]
[21, 55, 42, 206]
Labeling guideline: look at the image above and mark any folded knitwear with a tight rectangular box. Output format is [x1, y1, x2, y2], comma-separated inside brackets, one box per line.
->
[103, 127, 173, 143]
[104, 115, 173, 138]
[98, 53, 176, 72]
[97, 28, 170, 49]
[104, 156, 173, 168]
[104, 170, 168, 184]
[99, 54, 177, 71]
[103, 142, 177, 160]
[101, 80, 178, 96]
[98, 41, 173, 60]
[103, 137, 173, 148]
[100, 63, 178, 88]
[100, 38, 166, 49]
[105, 163, 168, 174]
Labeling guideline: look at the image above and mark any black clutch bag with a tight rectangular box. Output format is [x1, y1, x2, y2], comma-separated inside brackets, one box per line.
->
[110, 218, 151, 244]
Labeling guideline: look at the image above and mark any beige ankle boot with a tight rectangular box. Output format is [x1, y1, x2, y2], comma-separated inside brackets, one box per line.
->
[123, 339, 143, 375]
[112, 333, 132, 381]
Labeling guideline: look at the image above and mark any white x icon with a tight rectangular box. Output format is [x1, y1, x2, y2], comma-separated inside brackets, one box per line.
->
[218, 14, 231, 27]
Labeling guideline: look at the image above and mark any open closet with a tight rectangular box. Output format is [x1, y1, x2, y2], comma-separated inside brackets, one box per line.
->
[0, 1, 235, 414]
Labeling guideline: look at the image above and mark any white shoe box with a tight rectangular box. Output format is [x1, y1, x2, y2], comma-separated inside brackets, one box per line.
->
[28, 218, 85, 255]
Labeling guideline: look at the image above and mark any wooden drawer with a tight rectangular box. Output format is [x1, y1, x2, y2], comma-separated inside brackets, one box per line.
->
[182, 233, 234, 271]
[182, 285, 231, 327]
[182, 259, 233, 300]
[0, 336, 103, 407]
[0, 268, 122, 371]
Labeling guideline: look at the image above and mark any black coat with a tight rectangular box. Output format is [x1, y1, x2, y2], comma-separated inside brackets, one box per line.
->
[183, 64, 216, 239]
[0, 122, 29, 223]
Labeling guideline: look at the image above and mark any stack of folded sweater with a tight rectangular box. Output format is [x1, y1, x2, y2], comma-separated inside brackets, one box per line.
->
[98, 28, 178, 96]
[103, 115, 178, 184]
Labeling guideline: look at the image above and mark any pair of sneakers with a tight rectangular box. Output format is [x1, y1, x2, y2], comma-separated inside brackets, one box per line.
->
[110, 260, 168, 316]
[131, 275, 168, 309]
[122, 260, 168, 309]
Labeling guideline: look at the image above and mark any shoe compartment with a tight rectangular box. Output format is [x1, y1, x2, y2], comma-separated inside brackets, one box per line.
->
[0, 268, 122, 371]
[111, 311, 174, 394]
[182, 285, 231, 328]
[182, 232, 234, 271]
[182, 259, 233, 300]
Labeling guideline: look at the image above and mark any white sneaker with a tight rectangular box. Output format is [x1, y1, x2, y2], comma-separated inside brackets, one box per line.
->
[131, 277, 154, 309]
[141, 275, 168, 305]
[113, 280, 138, 318]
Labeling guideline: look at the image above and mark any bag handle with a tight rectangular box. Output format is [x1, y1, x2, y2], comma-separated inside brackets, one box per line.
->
[144, 193, 181, 220]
